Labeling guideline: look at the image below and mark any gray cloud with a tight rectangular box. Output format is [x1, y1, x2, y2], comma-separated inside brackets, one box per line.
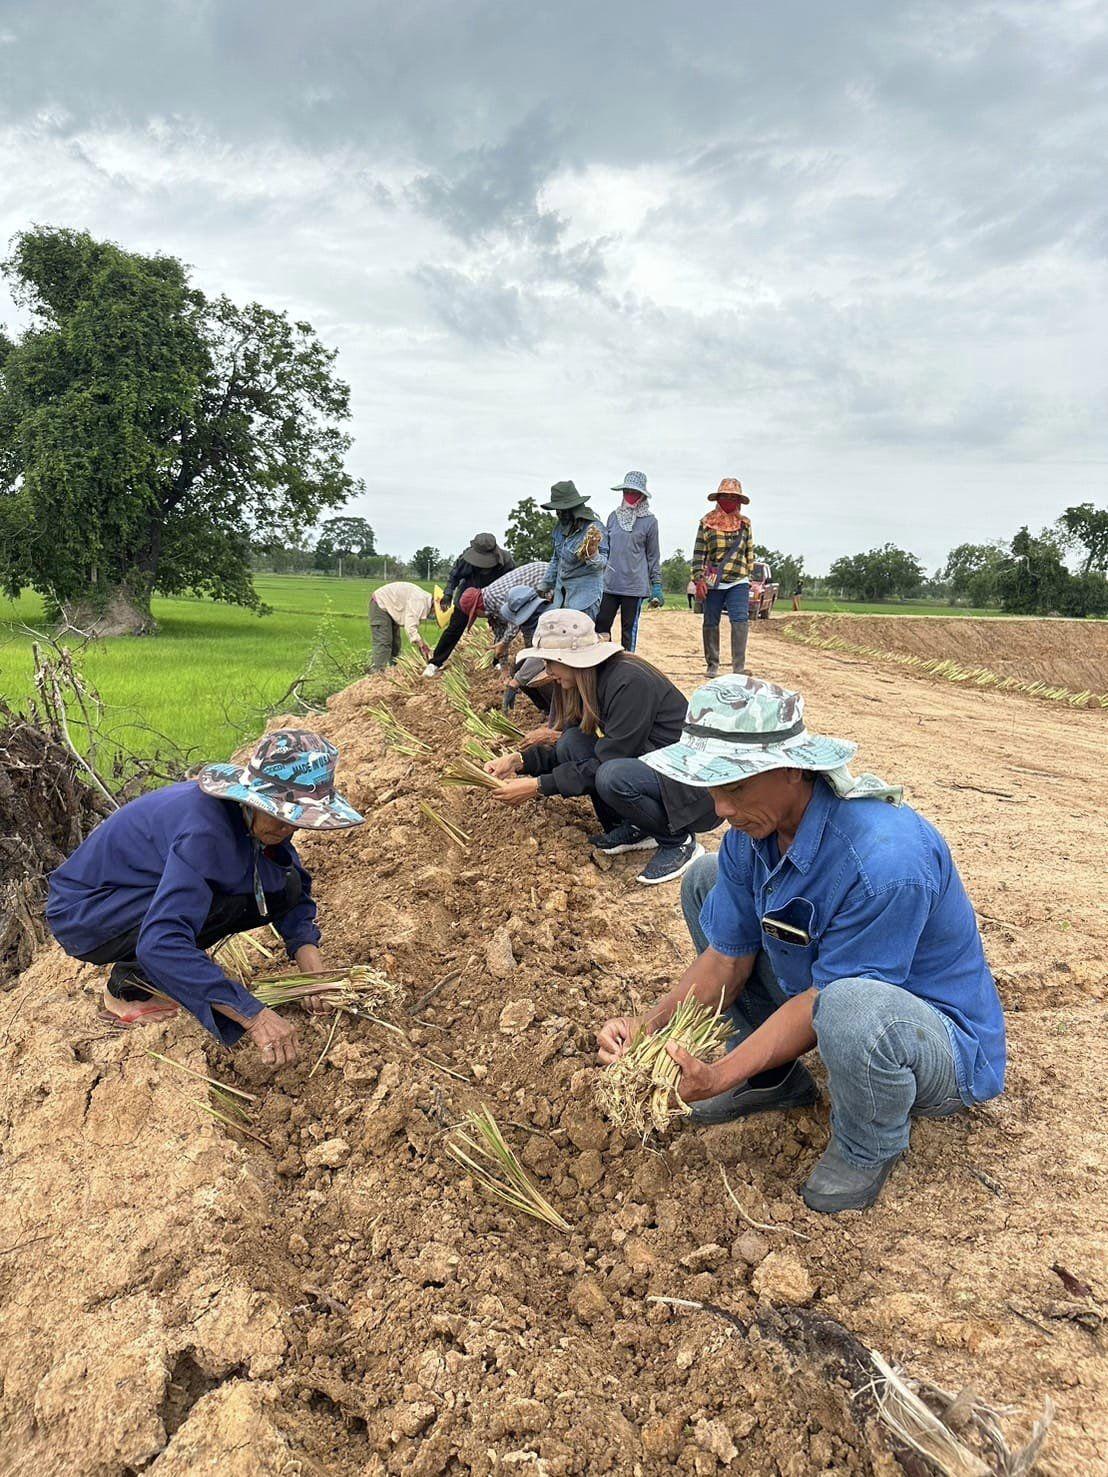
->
[0, 0, 1105, 571]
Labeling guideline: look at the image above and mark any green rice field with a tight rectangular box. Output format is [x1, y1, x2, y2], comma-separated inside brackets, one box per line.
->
[0, 575, 1000, 762]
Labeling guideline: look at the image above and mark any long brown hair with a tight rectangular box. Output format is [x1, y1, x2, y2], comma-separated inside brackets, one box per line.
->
[549, 652, 665, 736]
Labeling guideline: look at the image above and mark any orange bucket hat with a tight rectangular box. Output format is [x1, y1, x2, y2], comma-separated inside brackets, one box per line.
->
[708, 477, 750, 505]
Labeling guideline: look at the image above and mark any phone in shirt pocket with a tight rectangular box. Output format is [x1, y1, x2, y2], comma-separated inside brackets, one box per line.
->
[761, 898, 819, 993]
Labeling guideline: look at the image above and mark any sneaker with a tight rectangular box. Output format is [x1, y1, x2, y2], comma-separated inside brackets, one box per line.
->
[800, 1141, 902, 1214]
[690, 1061, 819, 1125]
[588, 822, 658, 855]
[636, 838, 704, 885]
[422, 663, 440, 678]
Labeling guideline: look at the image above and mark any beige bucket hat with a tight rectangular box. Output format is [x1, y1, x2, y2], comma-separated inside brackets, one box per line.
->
[516, 609, 622, 669]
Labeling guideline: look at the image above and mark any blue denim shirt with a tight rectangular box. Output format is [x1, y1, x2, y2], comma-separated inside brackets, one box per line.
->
[700, 781, 1006, 1104]
[540, 519, 609, 614]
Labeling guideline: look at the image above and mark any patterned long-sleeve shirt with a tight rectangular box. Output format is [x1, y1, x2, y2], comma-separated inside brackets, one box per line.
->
[692, 516, 755, 586]
[481, 560, 548, 641]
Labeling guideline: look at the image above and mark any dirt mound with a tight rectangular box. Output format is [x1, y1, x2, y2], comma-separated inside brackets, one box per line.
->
[777, 614, 1108, 699]
[2, 629, 1104, 1474]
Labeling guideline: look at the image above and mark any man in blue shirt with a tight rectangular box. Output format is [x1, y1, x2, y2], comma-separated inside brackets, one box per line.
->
[47, 730, 363, 1068]
[597, 676, 1005, 1213]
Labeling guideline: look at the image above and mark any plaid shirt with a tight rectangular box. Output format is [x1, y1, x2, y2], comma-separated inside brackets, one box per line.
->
[692, 516, 754, 585]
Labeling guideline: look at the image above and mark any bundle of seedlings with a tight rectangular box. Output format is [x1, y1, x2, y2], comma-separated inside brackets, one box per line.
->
[146, 1049, 269, 1146]
[252, 964, 405, 1018]
[446, 1107, 571, 1232]
[463, 706, 525, 747]
[418, 799, 471, 849]
[441, 666, 471, 710]
[365, 703, 431, 756]
[595, 995, 732, 1139]
[463, 736, 498, 765]
[388, 649, 426, 691]
[441, 758, 506, 791]
[213, 928, 277, 984]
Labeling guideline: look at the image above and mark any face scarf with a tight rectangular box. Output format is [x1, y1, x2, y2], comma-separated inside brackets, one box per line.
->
[557, 508, 578, 527]
[615, 491, 649, 531]
[704, 495, 747, 534]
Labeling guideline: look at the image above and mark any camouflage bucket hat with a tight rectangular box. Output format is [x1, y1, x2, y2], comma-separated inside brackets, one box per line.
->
[643, 676, 857, 788]
[197, 729, 364, 830]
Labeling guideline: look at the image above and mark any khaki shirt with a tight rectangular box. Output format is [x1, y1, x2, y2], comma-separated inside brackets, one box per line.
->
[372, 582, 433, 644]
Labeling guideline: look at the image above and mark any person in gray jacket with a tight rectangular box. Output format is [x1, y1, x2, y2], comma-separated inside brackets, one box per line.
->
[596, 470, 663, 652]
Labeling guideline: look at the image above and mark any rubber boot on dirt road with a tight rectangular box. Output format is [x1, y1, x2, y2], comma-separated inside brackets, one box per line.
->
[703, 624, 720, 679]
[730, 621, 750, 675]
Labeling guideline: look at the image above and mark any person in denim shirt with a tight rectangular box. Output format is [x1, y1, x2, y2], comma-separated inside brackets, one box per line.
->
[596, 676, 1005, 1214]
[537, 480, 609, 619]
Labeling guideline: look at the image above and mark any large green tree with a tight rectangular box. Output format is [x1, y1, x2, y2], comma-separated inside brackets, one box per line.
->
[504, 496, 556, 564]
[940, 541, 1009, 607]
[0, 227, 360, 633]
[827, 544, 925, 602]
[995, 527, 1070, 614]
[1056, 502, 1108, 575]
[316, 515, 375, 564]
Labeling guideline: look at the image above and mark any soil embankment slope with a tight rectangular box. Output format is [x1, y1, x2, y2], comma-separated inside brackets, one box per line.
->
[0, 611, 1104, 1474]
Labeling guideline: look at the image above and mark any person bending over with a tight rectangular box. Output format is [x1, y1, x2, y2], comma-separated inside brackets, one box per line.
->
[47, 730, 364, 1068]
[596, 677, 1005, 1213]
[484, 609, 719, 885]
[425, 532, 514, 676]
[369, 580, 435, 670]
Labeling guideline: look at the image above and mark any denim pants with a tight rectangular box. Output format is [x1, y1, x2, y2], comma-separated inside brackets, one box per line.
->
[702, 583, 749, 629]
[550, 729, 689, 847]
[681, 854, 964, 1166]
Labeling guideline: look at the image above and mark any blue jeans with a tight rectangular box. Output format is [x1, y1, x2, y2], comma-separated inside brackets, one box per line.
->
[547, 731, 689, 847]
[681, 855, 964, 1166]
[702, 583, 749, 629]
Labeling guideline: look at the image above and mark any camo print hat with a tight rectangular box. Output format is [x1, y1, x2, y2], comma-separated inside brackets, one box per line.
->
[643, 676, 857, 788]
[198, 729, 364, 830]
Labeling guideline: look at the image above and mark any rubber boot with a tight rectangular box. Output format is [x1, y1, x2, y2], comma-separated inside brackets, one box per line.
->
[703, 624, 720, 679]
[730, 621, 750, 675]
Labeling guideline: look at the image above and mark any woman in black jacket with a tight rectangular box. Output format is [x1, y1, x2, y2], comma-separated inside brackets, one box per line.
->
[425, 533, 515, 675]
[485, 610, 718, 884]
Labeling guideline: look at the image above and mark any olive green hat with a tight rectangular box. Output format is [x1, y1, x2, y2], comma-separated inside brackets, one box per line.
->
[541, 480, 599, 521]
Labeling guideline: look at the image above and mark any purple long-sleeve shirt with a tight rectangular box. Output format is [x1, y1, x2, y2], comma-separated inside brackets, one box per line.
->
[46, 782, 319, 1043]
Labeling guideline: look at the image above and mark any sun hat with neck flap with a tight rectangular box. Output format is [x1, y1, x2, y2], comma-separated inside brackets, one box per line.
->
[516, 608, 622, 669]
[643, 676, 903, 802]
[708, 477, 749, 505]
[542, 480, 600, 521]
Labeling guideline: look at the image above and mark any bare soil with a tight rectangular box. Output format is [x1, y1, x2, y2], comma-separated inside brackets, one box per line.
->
[1, 611, 1105, 1476]
[780, 613, 1108, 695]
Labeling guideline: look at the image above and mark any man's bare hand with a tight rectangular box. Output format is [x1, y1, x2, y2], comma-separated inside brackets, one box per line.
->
[597, 1015, 640, 1065]
[666, 1044, 719, 1104]
[293, 944, 333, 1014]
[246, 1007, 300, 1066]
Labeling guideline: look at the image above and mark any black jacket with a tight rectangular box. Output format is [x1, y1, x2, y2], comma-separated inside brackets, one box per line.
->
[521, 655, 718, 834]
[443, 554, 516, 604]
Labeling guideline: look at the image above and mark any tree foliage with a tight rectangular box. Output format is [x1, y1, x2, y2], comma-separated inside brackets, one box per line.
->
[940, 541, 1009, 606]
[0, 226, 360, 631]
[1056, 502, 1108, 575]
[660, 548, 692, 592]
[826, 544, 925, 603]
[411, 545, 448, 580]
[316, 515, 375, 562]
[995, 527, 1071, 615]
[504, 496, 556, 564]
[754, 545, 805, 595]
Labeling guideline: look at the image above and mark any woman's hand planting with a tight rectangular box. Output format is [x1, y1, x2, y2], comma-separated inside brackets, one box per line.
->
[597, 1015, 640, 1064]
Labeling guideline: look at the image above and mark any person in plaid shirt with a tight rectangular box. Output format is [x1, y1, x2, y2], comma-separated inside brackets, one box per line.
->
[692, 478, 755, 679]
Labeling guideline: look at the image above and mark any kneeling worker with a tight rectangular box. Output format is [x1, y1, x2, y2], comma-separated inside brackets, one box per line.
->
[47, 730, 364, 1067]
[597, 677, 1005, 1212]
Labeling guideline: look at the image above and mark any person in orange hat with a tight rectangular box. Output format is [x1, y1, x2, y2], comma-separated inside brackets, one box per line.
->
[691, 478, 755, 679]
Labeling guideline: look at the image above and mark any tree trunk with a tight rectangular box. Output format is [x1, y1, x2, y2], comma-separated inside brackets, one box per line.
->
[61, 582, 157, 637]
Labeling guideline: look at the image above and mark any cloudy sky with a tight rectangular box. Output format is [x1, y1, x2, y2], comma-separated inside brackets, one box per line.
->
[1, 0, 1104, 573]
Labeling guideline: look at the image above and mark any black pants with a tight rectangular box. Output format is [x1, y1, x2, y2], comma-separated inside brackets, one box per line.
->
[536, 727, 690, 847]
[430, 605, 469, 667]
[595, 593, 644, 652]
[81, 872, 301, 1000]
[686, 593, 694, 610]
